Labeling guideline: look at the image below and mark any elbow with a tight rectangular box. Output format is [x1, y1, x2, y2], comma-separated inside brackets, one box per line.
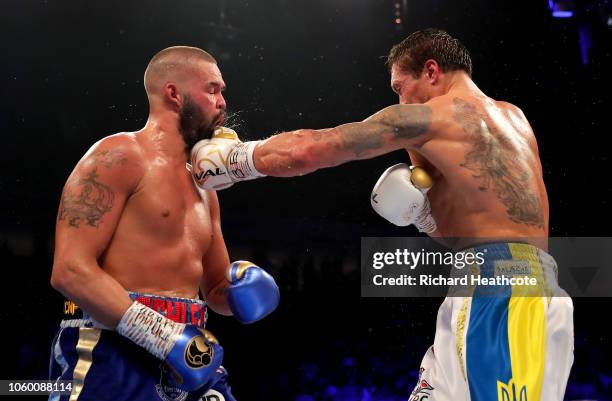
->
[50, 261, 74, 295]
[50, 256, 91, 296]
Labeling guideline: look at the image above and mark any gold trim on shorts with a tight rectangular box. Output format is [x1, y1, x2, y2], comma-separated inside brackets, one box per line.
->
[70, 327, 101, 401]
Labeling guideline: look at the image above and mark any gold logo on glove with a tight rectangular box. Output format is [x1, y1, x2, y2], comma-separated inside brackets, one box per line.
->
[185, 336, 214, 368]
[191, 144, 229, 185]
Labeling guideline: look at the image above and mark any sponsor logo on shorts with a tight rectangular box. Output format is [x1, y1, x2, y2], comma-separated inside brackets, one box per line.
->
[64, 300, 79, 315]
[156, 364, 188, 401]
[155, 384, 188, 401]
[185, 336, 213, 368]
[494, 260, 532, 277]
[497, 378, 527, 401]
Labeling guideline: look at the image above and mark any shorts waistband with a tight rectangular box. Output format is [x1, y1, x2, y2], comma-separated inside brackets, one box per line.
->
[62, 291, 208, 329]
[461, 242, 558, 282]
[460, 242, 556, 272]
[448, 242, 561, 297]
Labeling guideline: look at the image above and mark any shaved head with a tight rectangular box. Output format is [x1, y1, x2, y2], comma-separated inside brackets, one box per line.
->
[144, 46, 217, 100]
[143, 46, 226, 148]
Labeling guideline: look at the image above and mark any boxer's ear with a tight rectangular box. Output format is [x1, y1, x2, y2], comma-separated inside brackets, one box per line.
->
[163, 82, 182, 110]
[423, 59, 440, 84]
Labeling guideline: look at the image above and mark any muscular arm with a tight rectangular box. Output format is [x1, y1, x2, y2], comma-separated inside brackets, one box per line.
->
[199, 191, 232, 316]
[50, 135, 144, 328]
[254, 103, 434, 177]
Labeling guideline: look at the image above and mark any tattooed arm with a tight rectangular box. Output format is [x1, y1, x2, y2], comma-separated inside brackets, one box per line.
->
[254, 103, 435, 177]
[51, 134, 145, 328]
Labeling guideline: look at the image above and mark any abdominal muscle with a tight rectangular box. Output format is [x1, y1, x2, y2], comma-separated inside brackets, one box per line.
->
[101, 240, 205, 299]
[98, 176, 213, 300]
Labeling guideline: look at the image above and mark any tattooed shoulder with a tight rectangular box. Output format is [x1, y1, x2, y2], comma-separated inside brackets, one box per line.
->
[58, 169, 115, 228]
[57, 135, 142, 229]
[452, 97, 544, 228]
[390, 104, 432, 140]
[92, 149, 129, 168]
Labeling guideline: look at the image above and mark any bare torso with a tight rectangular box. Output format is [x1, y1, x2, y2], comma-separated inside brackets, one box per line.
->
[100, 132, 213, 298]
[412, 91, 548, 249]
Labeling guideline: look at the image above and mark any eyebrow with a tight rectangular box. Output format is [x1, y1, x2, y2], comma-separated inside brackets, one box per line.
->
[208, 81, 227, 91]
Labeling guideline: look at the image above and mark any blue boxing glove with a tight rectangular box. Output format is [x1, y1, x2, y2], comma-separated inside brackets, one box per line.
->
[226, 261, 280, 324]
[117, 302, 223, 392]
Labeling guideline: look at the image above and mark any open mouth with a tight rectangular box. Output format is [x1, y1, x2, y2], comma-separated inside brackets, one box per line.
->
[215, 114, 225, 127]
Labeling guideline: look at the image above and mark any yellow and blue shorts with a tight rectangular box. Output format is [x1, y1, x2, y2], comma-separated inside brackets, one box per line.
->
[409, 242, 574, 401]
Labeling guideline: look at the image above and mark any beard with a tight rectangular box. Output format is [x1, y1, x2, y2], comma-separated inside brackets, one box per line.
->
[178, 95, 222, 149]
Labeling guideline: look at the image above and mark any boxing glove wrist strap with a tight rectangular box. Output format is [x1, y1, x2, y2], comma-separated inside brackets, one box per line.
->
[228, 141, 266, 181]
[116, 301, 184, 360]
[415, 200, 437, 233]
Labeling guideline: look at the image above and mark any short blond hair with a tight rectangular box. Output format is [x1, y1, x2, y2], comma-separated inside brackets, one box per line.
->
[144, 46, 217, 96]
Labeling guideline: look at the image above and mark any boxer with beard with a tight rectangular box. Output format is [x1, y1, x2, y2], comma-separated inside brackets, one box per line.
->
[49, 46, 279, 401]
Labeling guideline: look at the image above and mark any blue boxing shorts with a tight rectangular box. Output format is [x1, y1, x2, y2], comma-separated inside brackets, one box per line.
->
[409, 242, 574, 401]
[49, 292, 237, 401]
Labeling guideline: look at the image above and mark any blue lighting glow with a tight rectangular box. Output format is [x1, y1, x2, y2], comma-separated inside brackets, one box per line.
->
[549, 0, 575, 18]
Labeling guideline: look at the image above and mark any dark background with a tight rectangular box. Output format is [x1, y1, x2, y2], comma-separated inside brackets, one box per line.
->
[1, 0, 611, 399]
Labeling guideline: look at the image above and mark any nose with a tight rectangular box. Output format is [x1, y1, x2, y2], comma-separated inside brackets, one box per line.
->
[217, 93, 227, 111]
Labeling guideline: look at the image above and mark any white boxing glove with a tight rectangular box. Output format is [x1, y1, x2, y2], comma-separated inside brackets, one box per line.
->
[190, 127, 266, 191]
[371, 163, 437, 233]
